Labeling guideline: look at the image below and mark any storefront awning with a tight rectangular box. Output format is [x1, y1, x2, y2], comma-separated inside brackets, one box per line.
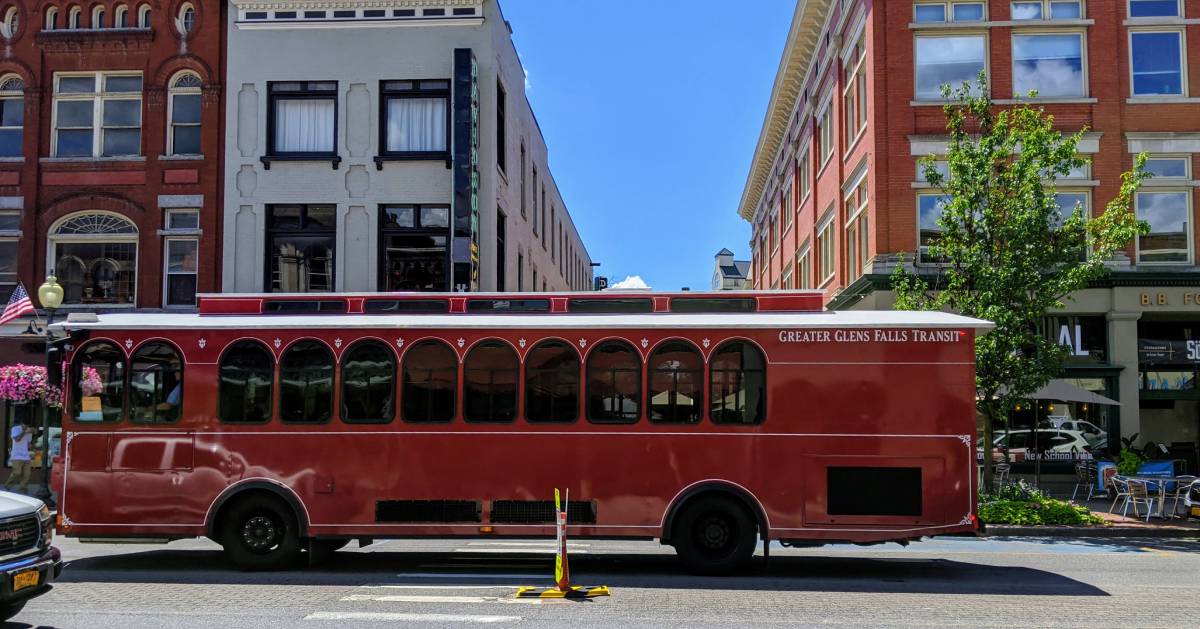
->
[997, 379, 1120, 406]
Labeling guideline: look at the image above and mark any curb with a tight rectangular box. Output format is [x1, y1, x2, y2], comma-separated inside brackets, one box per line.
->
[984, 524, 1200, 538]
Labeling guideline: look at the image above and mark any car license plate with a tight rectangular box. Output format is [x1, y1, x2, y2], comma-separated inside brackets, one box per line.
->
[12, 569, 38, 591]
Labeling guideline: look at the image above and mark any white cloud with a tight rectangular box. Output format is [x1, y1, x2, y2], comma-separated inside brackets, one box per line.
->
[609, 275, 651, 290]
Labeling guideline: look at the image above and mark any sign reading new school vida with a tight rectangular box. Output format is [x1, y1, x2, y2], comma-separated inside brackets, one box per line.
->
[777, 329, 966, 344]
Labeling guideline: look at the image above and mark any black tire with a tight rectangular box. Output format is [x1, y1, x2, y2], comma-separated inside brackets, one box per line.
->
[672, 495, 758, 575]
[0, 600, 26, 621]
[220, 494, 302, 571]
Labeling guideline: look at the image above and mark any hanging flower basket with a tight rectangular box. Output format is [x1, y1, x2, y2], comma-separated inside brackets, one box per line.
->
[0, 363, 65, 409]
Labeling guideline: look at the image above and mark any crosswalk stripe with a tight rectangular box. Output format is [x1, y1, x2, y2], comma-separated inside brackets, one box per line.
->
[305, 612, 521, 623]
[341, 594, 494, 603]
[465, 542, 591, 547]
[394, 572, 544, 580]
[454, 548, 589, 554]
[363, 585, 521, 590]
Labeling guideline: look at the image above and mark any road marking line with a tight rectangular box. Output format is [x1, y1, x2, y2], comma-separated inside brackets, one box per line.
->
[305, 612, 521, 623]
[341, 594, 494, 603]
[395, 572, 545, 580]
[363, 585, 523, 590]
[465, 542, 591, 548]
[454, 548, 589, 554]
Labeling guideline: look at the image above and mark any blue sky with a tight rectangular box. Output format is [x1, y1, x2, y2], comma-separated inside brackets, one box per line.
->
[502, 0, 793, 290]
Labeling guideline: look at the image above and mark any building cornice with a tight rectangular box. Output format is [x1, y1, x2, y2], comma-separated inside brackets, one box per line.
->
[737, 0, 832, 222]
[232, 0, 480, 8]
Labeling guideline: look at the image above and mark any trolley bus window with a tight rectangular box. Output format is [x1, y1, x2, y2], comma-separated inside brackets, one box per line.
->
[218, 341, 274, 423]
[669, 297, 756, 313]
[73, 340, 125, 423]
[586, 341, 641, 424]
[710, 341, 766, 425]
[129, 342, 183, 424]
[263, 300, 348, 314]
[648, 341, 703, 424]
[363, 299, 451, 314]
[279, 340, 334, 423]
[340, 340, 396, 424]
[402, 340, 457, 423]
[567, 298, 653, 314]
[525, 341, 580, 423]
[466, 299, 550, 313]
[463, 341, 518, 423]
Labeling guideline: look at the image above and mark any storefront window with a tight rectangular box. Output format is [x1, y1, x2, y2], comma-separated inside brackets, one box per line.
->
[267, 205, 336, 293]
[379, 204, 449, 291]
[51, 213, 138, 305]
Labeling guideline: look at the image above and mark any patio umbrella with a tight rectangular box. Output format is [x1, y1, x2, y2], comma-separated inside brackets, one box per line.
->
[996, 379, 1120, 406]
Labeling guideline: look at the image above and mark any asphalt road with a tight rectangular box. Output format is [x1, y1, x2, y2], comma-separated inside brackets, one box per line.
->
[7, 535, 1200, 628]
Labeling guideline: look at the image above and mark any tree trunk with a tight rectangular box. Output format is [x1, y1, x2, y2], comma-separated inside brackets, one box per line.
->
[981, 404, 996, 494]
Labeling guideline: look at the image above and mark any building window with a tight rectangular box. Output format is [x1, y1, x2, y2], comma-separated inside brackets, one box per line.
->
[45, 7, 58, 30]
[269, 81, 336, 156]
[541, 187, 547, 249]
[381, 79, 448, 156]
[915, 35, 986, 100]
[402, 340, 457, 423]
[769, 214, 779, 253]
[519, 143, 527, 218]
[918, 193, 950, 263]
[710, 341, 766, 425]
[844, 175, 869, 283]
[379, 204, 449, 291]
[914, 2, 987, 21]
[341, 341, 395, 424]
[783, 180, 794, 233]
[1054, 191, 1090, 260]
[129, 342, 183, 424]
[138, 5, 151, 28]
[1, 6, 17, 39]
[648, 341, 703, 424]
[586, 341, 641, 424]
[218, 341, 273, 423]
[496, 208, 506, 291]
[72, 341, 125, 423]
[163, 238, 197, 307]
[1012, 1, 1083, 20]
[843, 31, 867, 145]
[178, 3, 196, 35]
[917, 159, 951, 182]
[1012, 33, 1085, 98]
[1145, 156, 1190, 179]
[92, 5, 105, 28]
[1130, 31, 1184, 96]
[266, 205, 336, 292]
[781, 262, 793, 290]
[797, 242, 812, 289]
[68, 7, 81, 29]
[1129, 0, 1181, 17]
[797, 149, 810, 204]
[817, 101, 833, 165]
[0, 76, 23, 157]
[0, 210, 17, 288]
[525, 341, 579, 423]
[114, 5, 128, 28]
[279, 340, 334, 424]
[496, 80, 506, 173]
[817, 209, 835, 284]
[464, 341, 519, 423]
[532, 166, 539, 234]
[53, 72, 143, 157]
[1136, 191, 1192, 263]
[168, 72, 202, 155]
[50, 212, 138, 305]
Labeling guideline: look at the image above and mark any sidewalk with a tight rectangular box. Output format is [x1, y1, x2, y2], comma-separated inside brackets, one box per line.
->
[984, 495, 1200, 538]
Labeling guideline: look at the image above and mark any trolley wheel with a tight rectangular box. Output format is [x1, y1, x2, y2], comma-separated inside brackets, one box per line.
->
[672, 495, 757, 575]
[0, 601, 25, 621]
[220, 494, 301, 571]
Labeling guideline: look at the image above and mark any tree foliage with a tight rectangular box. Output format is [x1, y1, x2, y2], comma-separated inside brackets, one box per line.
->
[891, 77, 1148, 490]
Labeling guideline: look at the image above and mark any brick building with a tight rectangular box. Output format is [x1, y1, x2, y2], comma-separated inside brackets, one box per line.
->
[0, 1, 225, 364]
[740, 1, 1200, 467]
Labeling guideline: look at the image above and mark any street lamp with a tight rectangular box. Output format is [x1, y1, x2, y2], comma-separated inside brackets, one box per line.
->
[36, 275, 64, 504]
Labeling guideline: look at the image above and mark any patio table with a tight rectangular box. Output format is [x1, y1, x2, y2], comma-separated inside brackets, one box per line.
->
[1130, 475, 1189, 518]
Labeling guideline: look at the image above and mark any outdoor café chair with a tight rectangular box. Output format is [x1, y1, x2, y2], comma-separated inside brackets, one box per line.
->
[1166, 475, 1196, 518]
[1071, 462, 1096, 502]
[993, 463, 1011, 488]
[1123, 478, 1156, 522]
[1109, 476, 1131, 514]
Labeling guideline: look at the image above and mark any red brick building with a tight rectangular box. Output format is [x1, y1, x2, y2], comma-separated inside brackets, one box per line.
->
[0, 1, 224, 364]
[740, 0, 1200, 463]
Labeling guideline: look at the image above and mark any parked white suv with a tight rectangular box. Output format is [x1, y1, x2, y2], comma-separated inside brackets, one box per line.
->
[0, 491, 61, 621]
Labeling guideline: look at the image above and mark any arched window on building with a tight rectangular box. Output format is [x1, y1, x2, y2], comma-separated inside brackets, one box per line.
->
[68, 6, 82, 29]
[463, 341, 518, 423]
[340, 340, 395, 423]
[402, 340, 457, 423]
[114, 5, 129, 28]
[218, 341, 273, 423]
[2, 6, 19, 39]
[129, 342, 183, 423]
[137, 4, 151, 28]
[648, 341, 703, 424]
[91, 5, 104, 28]
[710, 341, 767, 425]
[168, 72, 202, 155]
[279, 340, 333, 423]
[525, 340, 579, 423]
[44, 7, 58, 31]
[586, 341, 641, 424]
[49, 213, 138, 305]
[177, 2, 195, 35]
[0, 76, 24, 157]
[72, 341, 125, 423]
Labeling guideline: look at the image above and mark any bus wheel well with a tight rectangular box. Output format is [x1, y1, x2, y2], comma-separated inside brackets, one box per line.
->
[661, 484, 768, 544]
[206, 484, 309, 541]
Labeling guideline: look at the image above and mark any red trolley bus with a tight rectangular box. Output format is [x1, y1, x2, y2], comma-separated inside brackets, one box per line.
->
[51, 291, 990, 573]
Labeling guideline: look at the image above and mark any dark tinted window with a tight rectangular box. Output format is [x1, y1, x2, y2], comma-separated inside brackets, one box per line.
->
[279, 340, 334, 423]
[670, 298, 756, 313]
[648, 341, 703, 424]
[586, 341, 641, 424]
[567, 299, 653, 314]
[72, 341, 125, 423]
[264, 300, 347, 314]
[402, 340, 457, 422]
[525, 341, 580, 423]
[129, 342, 183, 424]
[466, 299, 550, 313]
[341, 341, 396, 423]
[364, 299, 451, 313]
[219, 341, 273, 423]
[710, 341, 766, 425]
[463, 341, 518, 423]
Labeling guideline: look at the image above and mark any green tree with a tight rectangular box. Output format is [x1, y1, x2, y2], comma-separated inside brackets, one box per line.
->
[891, 77, 1148, 492]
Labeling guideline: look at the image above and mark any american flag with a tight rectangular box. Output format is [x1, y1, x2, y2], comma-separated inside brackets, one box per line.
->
[0, 283, 35, 326]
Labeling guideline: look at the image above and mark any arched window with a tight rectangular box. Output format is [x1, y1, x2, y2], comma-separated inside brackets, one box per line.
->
[2, 6, 19, 39]
[648, 341, 703, 424]
[586, 341, 641, 424]
[72, 341, 125, 423]
[49, 213, 138, 305]
[177, 2, 194, 34]
[279, 340, 333, 423]
[340, 340, 395, 423]
[91, 5, 104, 28]
[0, 76, 24, 157]
[524, 340, 579, 423]
[114, 5, 128, 28]
[137, 4, 150, 28]
[218, 341, 273, 423]
[463, 341, 518, 423]
[129, 342, 183, 423]
[710, 341, 766, 425]
[167, 72, 202, 155]
[45, 7, 58, 31]
[402, 340, 457, 423]
[69, 6, 82, 29]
